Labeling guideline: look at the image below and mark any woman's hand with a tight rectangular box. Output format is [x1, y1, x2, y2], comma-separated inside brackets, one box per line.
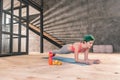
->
[75, 59, 93, 65]
[88, 59, 101, 64]
[76, 59, 100, 65]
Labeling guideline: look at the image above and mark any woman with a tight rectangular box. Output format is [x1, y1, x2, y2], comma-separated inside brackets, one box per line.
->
[49, 34, 100, 65]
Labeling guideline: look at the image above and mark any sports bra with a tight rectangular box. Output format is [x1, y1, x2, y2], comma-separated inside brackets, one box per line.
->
[70, 43, 88, 53]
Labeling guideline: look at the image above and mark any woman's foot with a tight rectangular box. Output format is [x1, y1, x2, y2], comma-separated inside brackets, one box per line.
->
[88, 59, 101, 64]
[85, 61, 93, 65]
[52, 53, 56, 57]
[93, 60, 101, 64]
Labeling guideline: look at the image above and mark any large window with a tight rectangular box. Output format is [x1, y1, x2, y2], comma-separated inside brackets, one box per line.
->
[0, 0, 29, 56]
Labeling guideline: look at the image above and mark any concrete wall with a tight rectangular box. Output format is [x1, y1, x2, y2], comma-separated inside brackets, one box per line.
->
[87, 0, 120, 52]
[42, 0, 120, 52]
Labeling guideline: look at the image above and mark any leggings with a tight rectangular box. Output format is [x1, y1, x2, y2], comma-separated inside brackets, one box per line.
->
[52, 44, 73, 54]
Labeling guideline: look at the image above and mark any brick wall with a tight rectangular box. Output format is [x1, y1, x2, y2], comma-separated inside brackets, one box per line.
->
[29, 30, 59, 53]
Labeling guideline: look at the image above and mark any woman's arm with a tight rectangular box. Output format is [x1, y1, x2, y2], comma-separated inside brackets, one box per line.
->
[74, 53, 92, 65]
[74, 47, 79, 62]
[73, 44, 89, 63]
[84, 49, 89, 61]
[73, 43, 80, 62]
[74, 48, 93, 65]
[84, 49, 101, 64]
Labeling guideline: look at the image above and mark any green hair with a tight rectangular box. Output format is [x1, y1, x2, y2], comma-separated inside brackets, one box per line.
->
[83, 34, 95, 42]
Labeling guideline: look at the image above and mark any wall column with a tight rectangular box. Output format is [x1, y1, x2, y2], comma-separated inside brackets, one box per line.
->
[0, 0, 3, 54]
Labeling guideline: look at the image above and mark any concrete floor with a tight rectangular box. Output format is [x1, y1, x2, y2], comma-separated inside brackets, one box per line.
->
[0, 53, 120, 80]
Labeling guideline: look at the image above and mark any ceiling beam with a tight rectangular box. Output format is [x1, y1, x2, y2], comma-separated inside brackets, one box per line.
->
[6, 5, 27, 11]
[18, 0, 42, 11]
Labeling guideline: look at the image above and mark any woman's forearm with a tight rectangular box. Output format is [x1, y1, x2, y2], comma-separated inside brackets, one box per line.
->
[74, 52, 79, 62]
[84, 53, 88, 60]
[76, 59, 86, 63]
[84, 49, 89, 60]
[76, 59, 93, 65]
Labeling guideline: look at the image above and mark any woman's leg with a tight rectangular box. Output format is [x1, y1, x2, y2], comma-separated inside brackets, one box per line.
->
[52, 45, 72, 54]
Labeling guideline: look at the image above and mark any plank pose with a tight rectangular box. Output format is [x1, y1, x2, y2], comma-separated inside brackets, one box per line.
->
[49, 35, 100, 65]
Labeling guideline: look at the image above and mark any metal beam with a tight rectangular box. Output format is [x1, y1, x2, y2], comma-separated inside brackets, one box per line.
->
[3, 10, 27, 21]
[4, 20, 25, 25]
[26, 1, 29, 54]
[0, 0, 3, 54]
[18, 0, 42, 11]
[40, 0, 43, 53]
[9, 0, 14, 53]
[2, 31, 26, 37]
[6, 5, 26, 11]
[18, 0, 22, 53]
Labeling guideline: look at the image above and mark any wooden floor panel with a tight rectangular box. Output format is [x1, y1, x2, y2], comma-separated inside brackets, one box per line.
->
[0, 53, 120, 80]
